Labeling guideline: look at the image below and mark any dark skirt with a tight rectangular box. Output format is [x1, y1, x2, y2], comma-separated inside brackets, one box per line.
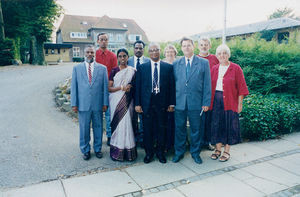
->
[110, 145, 137, 161]
[210, 91, 241, 145]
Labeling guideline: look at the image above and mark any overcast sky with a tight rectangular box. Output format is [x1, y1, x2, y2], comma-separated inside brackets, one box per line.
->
[56, 0, 300, 42]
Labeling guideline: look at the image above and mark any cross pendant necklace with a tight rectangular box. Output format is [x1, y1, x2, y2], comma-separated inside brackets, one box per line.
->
[154, 86, 159, 94]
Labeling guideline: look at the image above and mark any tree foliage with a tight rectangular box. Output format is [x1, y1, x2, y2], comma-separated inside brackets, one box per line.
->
[1, 0, 62, 65]
[268, 7, 296, 20]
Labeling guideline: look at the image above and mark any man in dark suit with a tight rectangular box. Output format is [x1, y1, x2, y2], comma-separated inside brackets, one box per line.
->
[128, 40, 150, 147]
[135, 43, 175, 164]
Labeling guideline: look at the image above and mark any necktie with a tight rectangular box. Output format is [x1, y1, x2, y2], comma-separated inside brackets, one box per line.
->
[88, 63, 92, 84]
[186, 59, 191, 79]
[153, 63, 158, 94]
[136, 58, 140, 68]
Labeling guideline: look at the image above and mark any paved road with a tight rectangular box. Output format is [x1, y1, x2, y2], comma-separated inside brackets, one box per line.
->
[0, 64, 143, 189]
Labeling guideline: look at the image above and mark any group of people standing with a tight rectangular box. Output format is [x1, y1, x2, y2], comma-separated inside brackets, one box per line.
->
[71, 32, 249, 165]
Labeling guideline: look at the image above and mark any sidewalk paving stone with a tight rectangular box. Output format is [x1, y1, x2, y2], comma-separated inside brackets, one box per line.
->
[243, 176, 288, 195]
[146, 189, 184, 197]
[228, 169, 254, 180]
[2, 180, 65, 197]
[179, 151, 240, 174]
[268, 153, 300, 176]
[250, 138, 299, 154]
[242, 162, 300, 187]
[62, 170, 140, 197]
[125, 161, 195, 189]
[177, 173, 264, 197]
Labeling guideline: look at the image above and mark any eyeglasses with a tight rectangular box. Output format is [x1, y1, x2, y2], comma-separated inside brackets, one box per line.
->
[149, 48, 160, 53]
[99, 38, 108, 41]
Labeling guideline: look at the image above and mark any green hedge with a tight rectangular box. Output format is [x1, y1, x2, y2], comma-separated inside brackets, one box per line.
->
[0, 38, 17, 66]
[72, 57, 84, 62]
[241, 94, 300, 141]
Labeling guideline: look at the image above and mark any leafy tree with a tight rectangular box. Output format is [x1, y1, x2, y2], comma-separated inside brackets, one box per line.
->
[268, 7, 296, 20]
[2, 0, 62, 65]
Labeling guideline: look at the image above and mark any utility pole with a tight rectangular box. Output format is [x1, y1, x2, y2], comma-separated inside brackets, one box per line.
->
[222, 0, 227, 44]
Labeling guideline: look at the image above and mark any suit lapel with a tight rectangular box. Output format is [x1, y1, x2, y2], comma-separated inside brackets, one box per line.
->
[91, 63, 98, 86]
[145, 62, 152, 90]
[178, 58, 187, 82]
[187, 56, 197, 81]
[80, 63, 90, 85]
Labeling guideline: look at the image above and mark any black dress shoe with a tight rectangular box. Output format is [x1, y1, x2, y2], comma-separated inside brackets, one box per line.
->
[172, 154, 184, 163]
[82, 152, 91, 160]
[157, 154, 167, 164]
[107, 137, 111, 146]
[144, 155, 154, 164]
[192, 155, 203, 164]
[95, 151, 103, 159]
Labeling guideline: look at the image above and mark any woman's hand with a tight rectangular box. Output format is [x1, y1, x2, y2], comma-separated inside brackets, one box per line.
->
[124, 84, 132, 92]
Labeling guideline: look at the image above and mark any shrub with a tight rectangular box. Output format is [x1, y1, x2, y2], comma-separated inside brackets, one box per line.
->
[241, 94, 300, 141]
[72, 57, 84, 62]
[0, 38, 17, 66]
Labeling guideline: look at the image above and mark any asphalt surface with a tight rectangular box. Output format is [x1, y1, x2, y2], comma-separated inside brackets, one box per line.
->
[0, 64, 143, 189]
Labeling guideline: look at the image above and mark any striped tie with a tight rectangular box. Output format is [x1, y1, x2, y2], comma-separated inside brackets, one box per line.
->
[88, 63, 92, 84]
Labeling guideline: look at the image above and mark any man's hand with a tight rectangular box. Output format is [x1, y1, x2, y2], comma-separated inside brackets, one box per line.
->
[102, 105, 108, 112]
[238, 103, 243, 113]
[135, 106, 143, 113]
[202, 106, 209, 112]
[125, 84, 132, 92]
[72, 106, 78, 113]
[167, 106, 175, 112]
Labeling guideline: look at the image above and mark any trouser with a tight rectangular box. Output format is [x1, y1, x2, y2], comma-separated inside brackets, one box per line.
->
[78, 110, 103, 154]
[174, 109, 203, 157]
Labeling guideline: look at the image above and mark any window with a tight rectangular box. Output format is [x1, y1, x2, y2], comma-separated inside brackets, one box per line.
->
[278, 32, 289, 44]
[45, 49, 48, 54]
[58, 49, 60, 54]
[51, 49, 55, 54]
[70, 32, 87, 39]
[108, 33, 114, 41]
[116, 34, 124, 42]
[73, 47, 80, 57]
[128, 34, 142, 42]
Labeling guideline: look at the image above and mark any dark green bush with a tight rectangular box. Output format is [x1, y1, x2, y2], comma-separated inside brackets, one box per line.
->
[241, 94, 300, 141]
[72, 57, 84, 62]
[0, 38, 17, 66]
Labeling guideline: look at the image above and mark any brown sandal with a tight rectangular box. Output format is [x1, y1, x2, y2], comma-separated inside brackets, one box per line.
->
[211, 150, 221, 160]
[219, 152, 230, 162]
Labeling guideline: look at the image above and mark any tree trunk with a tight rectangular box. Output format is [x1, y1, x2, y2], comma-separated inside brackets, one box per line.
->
[0, 0, 5, 41]
[36, 37, 45, 65]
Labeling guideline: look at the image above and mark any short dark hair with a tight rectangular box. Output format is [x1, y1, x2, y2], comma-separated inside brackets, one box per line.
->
[97, 32, 108, 41]
[117, 48, 129, 57]
[133, 40, 145, 48]
[180, 37, 194, 46]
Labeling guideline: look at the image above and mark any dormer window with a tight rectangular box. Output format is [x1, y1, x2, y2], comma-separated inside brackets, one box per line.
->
[70, 32, 87, 39]
[123, 23, 127, 28]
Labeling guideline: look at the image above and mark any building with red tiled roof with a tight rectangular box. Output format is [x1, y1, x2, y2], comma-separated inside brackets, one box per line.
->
[56, 14, 149, 61]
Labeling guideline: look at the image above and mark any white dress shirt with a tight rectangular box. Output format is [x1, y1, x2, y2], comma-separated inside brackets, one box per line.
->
[134, 56, 145, 69]
[85, 61, 94, 79]
[216, 64, 229, 91]
[151, 60, 160, 93]
[185, 55, 194, 67]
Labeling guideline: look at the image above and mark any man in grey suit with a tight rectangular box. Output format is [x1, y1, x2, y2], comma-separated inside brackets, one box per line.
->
[128, 40, 150, 147]
[71, 45, 109, 160]
[172, 37, 211, 164]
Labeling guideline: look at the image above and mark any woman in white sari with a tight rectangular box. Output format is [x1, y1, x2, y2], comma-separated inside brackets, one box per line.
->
[108, 48, 137, 161]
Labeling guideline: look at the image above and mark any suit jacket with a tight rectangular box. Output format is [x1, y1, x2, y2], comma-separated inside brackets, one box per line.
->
[128, 56, 151, 69]
[135, 60, 175, 114]
[173, 56, 211, 111]
[71, 62, 109, 111]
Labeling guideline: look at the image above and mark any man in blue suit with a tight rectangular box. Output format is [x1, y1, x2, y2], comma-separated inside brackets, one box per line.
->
[172, 37, 211, 164]
[128, 40, 150, 147]
[71, 45, 109, 160]
[135, 43, 175, 164]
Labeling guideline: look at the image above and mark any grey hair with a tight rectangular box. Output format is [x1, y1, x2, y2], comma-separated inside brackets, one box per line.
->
[164, 44, 178, 56]
[148, 42, 160, 50]
[198, 37, 211, 45]
[216, 44, 231, 57]
[84, 45, 96, 53]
